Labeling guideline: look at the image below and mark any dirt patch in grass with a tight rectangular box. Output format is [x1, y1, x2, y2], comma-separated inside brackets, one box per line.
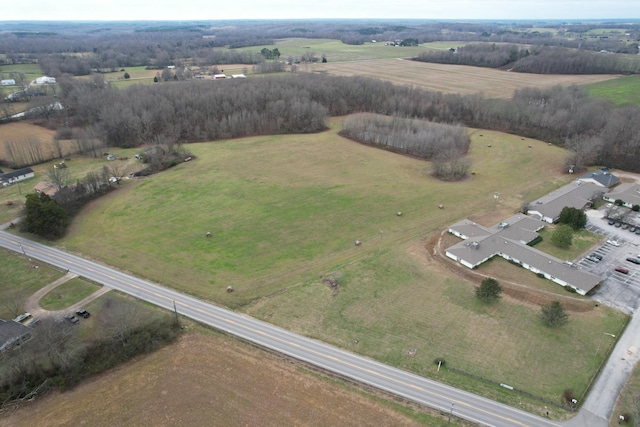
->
[0, 331, 446, 427]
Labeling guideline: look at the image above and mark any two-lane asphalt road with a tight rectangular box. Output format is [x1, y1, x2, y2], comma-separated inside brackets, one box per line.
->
[0, 230, 561, 427]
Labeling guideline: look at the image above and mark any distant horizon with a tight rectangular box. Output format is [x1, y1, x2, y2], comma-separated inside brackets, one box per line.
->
[3, 1, 640, 22]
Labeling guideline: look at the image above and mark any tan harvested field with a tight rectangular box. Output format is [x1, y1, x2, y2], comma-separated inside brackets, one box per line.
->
[308, 59, 621, 98]
[0, 332, 449, 427]
[0, 122, 69, 160]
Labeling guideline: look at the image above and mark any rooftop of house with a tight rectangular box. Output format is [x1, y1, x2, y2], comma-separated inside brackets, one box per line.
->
[0, 319, 32, 351]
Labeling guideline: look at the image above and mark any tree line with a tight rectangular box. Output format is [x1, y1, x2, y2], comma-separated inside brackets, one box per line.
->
[340, 113, 472, 180]
[50, 73, 640, 172]
[0, 296, 180, 405]
[2, 20, 637, 74]
[415, 44, 640, 74]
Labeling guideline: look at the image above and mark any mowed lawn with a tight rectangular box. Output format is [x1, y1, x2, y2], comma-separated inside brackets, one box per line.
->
[56, 119, 628, 410]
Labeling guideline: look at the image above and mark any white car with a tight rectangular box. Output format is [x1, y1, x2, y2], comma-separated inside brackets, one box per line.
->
[606, 240, 620, 247]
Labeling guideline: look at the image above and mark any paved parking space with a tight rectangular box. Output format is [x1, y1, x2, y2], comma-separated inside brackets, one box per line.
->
[580, 211, 640, 313]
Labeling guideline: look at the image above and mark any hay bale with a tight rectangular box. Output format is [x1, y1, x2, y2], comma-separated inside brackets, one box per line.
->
[354, 240, 361, 246]
[205, 231, 212, 238]
[226, 286, 234, 293]
[396, 211, 402, 216]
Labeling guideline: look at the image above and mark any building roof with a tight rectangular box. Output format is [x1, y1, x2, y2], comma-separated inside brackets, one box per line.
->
[34, 181, 57, 196]
[0, 167, 34, 181]
[528, 181, 600, 221]
[0, 319, 31, 351]
[604, 183, 640, 207]
[578, 170, 619, 187]
[447, 214, 601, 295]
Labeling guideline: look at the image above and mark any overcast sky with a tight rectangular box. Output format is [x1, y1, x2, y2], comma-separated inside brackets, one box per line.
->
[4, 1, 640, 21]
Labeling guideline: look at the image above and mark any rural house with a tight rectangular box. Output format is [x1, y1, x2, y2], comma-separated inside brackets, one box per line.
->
[0, 319, 32, 352]
[446, 214, 602, 295]
[34, 181, 58, 197]
[0, 167, 35, 186]
[32, 76, 56, 85]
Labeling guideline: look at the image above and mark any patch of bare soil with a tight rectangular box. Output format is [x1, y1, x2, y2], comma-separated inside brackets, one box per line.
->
[0, 332, 430, 427]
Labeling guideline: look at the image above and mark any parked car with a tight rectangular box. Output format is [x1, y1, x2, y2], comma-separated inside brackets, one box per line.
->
[629, 226, 636, 233]
[615, 267, 630, 274]
[586, 254, 601, 262]
[615, 222, 622, 228]
[607, 240, 620, 247]
[636, 229, 640, 235]
[608, 219, 615, 225]
[75, 309, 90, 318]
[622, 224, 629, 230]
[64, 314, 79, 324]
[13, 312, 32, 323]
[626, 258, 640, 265]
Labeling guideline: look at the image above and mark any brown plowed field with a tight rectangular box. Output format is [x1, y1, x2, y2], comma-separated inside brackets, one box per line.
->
[0, 332, 439, 427]
[308, 59, 619, 98]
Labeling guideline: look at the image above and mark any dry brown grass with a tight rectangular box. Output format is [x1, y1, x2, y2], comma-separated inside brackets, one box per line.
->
[0, 332, 437, 427]
[307, 59, 620, 98]
[0, 122, 77, 160]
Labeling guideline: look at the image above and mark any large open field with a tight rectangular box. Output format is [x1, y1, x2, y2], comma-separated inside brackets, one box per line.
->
[53, 118, 628, 412]
[307, 58, 621, 98]
[586, 74, 640, 105]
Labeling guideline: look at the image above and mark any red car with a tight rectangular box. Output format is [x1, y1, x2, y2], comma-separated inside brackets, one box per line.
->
[615, 267, 629, 274]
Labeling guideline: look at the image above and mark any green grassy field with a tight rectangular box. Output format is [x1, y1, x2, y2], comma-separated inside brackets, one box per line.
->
[0, 147, 141, 225]
[586, 74, 640, 105]
[53, 118, 628, 413]
[60, 123, 570, 306]
[234, 38, 441, 63]
[0, 248, 64, 319]
[0, 63, 44, 97]
[39, 277, 101, 310]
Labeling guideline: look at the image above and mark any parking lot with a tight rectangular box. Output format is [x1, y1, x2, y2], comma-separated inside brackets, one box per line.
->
[579, 209, 640, 314]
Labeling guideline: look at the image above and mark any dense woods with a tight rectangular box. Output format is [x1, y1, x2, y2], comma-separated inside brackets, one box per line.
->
[415, 44, 640, 74]
[340, 113, 469, 160]
[1, 20, 638, 74]
[50, 73, 640, 172]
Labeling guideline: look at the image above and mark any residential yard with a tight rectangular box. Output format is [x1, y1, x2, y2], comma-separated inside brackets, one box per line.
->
[39, 277, 101, 310]
[0, 140, 143, 225]
[0, 248, 64, 319]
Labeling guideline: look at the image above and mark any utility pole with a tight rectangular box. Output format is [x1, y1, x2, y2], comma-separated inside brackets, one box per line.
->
[448, 402, 454, 425]
[173, 300, 180, 326]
